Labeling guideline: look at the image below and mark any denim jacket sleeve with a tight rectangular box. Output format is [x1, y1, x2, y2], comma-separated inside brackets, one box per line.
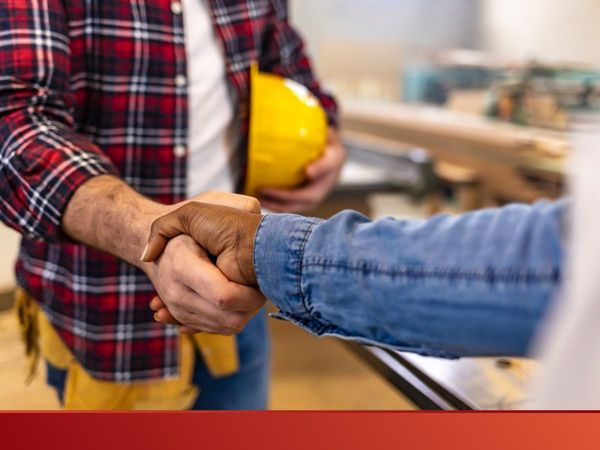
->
[253, 200, 567, 358]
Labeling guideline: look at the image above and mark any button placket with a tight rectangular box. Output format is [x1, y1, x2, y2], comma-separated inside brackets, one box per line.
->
[173, 144, 187, 158]
[174, 74, 187, 87]
[170, 0, 189, 200]
[170, 1, 183, 15]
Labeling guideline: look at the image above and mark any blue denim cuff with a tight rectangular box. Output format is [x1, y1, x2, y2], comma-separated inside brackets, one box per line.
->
[254, 213, 322, 320]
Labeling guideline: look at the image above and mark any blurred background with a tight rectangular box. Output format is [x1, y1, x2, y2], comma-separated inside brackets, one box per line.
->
[2, 0, 596, 409]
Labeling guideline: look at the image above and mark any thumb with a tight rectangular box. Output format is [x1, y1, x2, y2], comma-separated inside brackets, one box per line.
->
[141, 208, 190, 262]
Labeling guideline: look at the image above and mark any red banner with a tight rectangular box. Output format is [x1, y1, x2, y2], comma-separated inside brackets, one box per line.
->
[1, 411, 599, 450]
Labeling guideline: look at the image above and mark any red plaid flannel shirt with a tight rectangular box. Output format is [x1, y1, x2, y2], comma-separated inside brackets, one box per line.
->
[0, 0, 337, 381]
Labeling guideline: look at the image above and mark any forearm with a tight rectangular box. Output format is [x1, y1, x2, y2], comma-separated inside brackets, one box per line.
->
[62, 175, 166, 268]
[0, 1, 122, 242]
[255, 200, 567, 358]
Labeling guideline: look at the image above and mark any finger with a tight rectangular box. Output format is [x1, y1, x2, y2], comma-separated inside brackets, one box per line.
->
[153, 306, 199, 334]
[305, 147, 337, 180]
[184, 258, 267, 312]
[169, 242, 266, 312]
[198, 191, 261, 214]
[155, 307, 179, 325]
[217, 283, 267, 312]
[142, 211, 189, 263]
[154, 310, 203, 335]
[174, 296, 258, 335]
[161, 281, 263, 334]
[143, 194, 261, 263]
[150, 296, 166, 311]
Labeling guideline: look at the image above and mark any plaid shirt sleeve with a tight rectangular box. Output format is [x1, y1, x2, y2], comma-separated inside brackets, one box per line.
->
[0, 0, 119, 243]
[262, 0, 339, 126]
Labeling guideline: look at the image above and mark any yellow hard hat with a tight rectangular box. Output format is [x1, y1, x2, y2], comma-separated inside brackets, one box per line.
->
[244, 64, 328, 198]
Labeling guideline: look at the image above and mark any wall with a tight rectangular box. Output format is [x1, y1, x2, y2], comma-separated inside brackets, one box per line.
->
[289, 0, 481, 99]
[478, 0, 600, 66]
[290, 0, 480, 55]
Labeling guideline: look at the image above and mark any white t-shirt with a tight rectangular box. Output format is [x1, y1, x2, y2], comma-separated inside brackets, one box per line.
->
[182, 0, 234, 197]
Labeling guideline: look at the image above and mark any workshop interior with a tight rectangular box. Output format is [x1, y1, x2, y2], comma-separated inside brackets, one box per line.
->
[1, 0, 598, 410]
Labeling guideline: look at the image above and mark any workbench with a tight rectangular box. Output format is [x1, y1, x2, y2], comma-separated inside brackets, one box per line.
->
[340, 100, 569, 205]
[347, 344, 534, 410]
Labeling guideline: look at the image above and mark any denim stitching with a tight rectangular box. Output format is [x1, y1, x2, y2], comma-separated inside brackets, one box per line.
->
[296, 219, 319, 317]
[272, 311, 459, 359]
[303, 258, 560, 285]
[271, 311, 329, 335]
[252, 215, 269, 291]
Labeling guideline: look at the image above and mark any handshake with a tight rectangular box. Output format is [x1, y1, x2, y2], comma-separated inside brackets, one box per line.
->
[139, 193, 267, 336]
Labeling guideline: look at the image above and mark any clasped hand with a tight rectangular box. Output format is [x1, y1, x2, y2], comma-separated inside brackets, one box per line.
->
[139, 131, 345, 335]
[140, 193, 264, 335]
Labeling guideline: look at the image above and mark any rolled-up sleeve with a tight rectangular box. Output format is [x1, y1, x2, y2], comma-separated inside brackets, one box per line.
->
[0, 1, 118, 242]
[254, 213, 323, 320]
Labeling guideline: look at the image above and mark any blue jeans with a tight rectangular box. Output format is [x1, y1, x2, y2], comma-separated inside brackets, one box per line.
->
[47, 311, 270, 410]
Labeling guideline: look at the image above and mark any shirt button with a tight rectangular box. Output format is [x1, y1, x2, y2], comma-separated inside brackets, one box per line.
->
[173, 145, 186, 158]
[174, 74, 187, 87]
[171, 1, 183, 14]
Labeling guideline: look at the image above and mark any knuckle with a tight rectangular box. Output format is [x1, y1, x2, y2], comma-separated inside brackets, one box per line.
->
[246, 197, 261, 213]
[169, 297, 182, 310]
[149, 218, 161, 235]
[224, 315, 246, 335]
[201, 191, 218, 201]
[219, 327, 235, 337]
[183, 203, 206, 229]
[177, 308, 193, 323]
[181, 203, 198, 224]
[168, 254, 184, 275]
[214, 291, 234, 311]
[215, 296, 229, 311]
[169, 293, 187, 310]
[170, 235, 192, 254]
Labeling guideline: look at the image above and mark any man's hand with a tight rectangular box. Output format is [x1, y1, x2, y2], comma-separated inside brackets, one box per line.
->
[258, 128, 346, 213]
[141, 202, 264, 333]
[138, 194, 265, 335]
[62, 175, 261, 269]
[142, 202, 262, 286]
[62, 177, 264, 334]
[143, 235, 265, 335]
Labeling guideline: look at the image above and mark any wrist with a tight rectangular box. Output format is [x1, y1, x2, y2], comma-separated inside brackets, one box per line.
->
[237, 214, 263, 286]
[136, 201, 176, 273]
[63, 176, 164, 266]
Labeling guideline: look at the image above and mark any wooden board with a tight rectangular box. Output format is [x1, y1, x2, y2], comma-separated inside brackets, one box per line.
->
[340, 100, 568, 204]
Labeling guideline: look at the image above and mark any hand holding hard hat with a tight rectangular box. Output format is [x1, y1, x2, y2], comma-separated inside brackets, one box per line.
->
[245, 65, 345, 212]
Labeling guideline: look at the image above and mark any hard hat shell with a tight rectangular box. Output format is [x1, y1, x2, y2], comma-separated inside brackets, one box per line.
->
[244, 64, 328, 198]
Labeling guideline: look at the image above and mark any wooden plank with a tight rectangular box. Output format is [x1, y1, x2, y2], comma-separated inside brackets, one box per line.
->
[340, 100, 568, 177]
[340, 101, 567, 204]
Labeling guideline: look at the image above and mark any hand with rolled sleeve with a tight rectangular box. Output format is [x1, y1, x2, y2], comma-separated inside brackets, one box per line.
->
[143, 199, 566, 358]
[135, 192, 266, 336]
[61, 177, 266, 336]
[142, 202, 263, 333]
[144, 234, 265, 335]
